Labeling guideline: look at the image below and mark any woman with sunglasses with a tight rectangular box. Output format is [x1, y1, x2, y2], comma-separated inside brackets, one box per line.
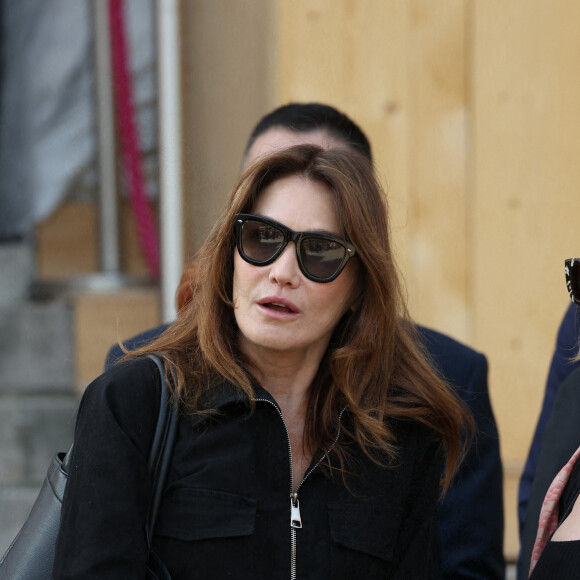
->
[53, 145, 471, 579]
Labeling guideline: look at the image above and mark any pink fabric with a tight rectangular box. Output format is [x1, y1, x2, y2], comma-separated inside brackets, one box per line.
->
[529, 444, 580, 576]
[110, 0, 160, 279]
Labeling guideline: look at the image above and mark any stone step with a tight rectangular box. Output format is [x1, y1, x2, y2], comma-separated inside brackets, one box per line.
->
[0, 301, 74, 393]
[0, 241, 34, 306]
[0, 395, 76, 487]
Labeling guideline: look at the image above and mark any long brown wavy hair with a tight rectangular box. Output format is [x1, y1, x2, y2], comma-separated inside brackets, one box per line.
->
[130, 145, 472, 491]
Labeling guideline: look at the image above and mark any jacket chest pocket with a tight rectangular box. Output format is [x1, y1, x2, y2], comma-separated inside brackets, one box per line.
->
[154, 488, 258, 576]
[156, 488, 257, 540]
[328, 502, 401, 579]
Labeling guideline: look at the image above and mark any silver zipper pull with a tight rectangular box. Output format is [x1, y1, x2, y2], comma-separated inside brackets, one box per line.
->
[290, 493, 302, 529]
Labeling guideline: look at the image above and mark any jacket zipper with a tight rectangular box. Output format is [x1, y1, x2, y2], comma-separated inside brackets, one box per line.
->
[255, 398, 344, 580]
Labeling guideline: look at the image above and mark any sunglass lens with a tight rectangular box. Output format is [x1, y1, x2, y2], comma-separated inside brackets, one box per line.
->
[241, 220, 285, 262]
[301, 237, 346, 279]
[573, 265, 580, 304]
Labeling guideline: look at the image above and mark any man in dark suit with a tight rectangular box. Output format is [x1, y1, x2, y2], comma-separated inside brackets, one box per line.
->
[518, 302, 580, 537]
[107, 103, 505, 579]
[517, 297, 580, 579]
[518, 366, 580, 579]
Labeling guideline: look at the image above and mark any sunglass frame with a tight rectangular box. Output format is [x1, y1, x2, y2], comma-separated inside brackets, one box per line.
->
[565, 258, 580, 305]
[234, 213, 357, 283]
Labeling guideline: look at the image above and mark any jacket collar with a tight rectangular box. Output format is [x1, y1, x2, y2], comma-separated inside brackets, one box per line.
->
[197, 378, 277, 412]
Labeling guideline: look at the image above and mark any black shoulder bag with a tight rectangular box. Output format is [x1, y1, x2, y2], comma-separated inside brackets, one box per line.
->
[0, 354, 178, 580]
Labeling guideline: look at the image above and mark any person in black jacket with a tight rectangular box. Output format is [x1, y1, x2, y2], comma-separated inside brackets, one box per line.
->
[523, 259, 580, 579]
[107, 103, 505, 579]
[54, 145, 471, 578]
[518, 303, 580, 539]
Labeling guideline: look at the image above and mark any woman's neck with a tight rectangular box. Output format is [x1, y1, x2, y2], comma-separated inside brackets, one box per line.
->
[240, 344, 323, 486]
[242, 344, 322, 407]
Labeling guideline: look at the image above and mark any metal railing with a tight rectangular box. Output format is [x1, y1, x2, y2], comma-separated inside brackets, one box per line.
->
[33, 0, 183, 325]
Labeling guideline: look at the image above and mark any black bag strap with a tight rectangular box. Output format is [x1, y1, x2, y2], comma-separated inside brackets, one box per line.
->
[144, 353, 179, 547]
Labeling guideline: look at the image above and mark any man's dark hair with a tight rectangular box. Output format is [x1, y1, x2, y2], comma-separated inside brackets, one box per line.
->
[244, 103, 372, 162]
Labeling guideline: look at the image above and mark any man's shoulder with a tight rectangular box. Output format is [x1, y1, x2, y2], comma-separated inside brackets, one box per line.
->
[121, 323, 171, 350]
[105, 323, 171, 369]
[416, 325, 487, 389]
[416, 324, 484, 360]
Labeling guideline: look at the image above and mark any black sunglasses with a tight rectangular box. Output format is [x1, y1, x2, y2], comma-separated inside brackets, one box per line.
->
[565, 258, 580, 305]
[234, 213, 357, 283]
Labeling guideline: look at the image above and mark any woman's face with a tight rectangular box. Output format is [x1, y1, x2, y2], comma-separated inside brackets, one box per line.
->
[233, 174, 360, 362]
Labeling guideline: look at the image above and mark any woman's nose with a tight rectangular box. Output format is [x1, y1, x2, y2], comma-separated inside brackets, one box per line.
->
[268, 243, 301, 287]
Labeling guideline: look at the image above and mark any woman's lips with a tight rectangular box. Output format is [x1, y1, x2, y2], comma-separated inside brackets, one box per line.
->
[267, 303, 293, 313]
[257, 297, 300, 317]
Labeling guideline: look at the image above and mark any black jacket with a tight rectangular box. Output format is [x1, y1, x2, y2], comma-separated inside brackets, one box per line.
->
[107, 324, 505, 580]
[54, 357, 443, 579]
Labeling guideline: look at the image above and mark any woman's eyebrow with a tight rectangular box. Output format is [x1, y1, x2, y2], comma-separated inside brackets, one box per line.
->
[253, 214, 341, 237]
[308, 228, 341, 236]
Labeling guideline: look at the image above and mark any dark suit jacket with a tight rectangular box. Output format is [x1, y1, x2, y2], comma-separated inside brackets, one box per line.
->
[106, 323, 505, 580]
[518, 303, 580, 541]
[106, 324, 171, 368]
[518, 367, 580, 579]
[419, 326, 504, 580]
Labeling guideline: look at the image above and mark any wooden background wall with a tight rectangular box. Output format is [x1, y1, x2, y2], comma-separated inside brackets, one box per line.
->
[180, 0, 580, 559]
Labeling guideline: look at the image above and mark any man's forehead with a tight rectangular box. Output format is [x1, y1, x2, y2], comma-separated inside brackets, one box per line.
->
[243, 127, 347, 169]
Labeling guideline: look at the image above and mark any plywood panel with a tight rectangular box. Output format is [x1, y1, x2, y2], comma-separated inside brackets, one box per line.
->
[473, 0, 580, 464]
[178, 0, 580, 561]
[473, 1, 580, 558]
[504, 467, 521, 560]
[36, 203, 99, 277]
[35, 201, 157, 278]
[405, 0, 469, 340]
[73, 289, 161, 389]
[275, 0, 469, 341]
[181, 0, 276, 253]
[276, 0, 411, 275]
